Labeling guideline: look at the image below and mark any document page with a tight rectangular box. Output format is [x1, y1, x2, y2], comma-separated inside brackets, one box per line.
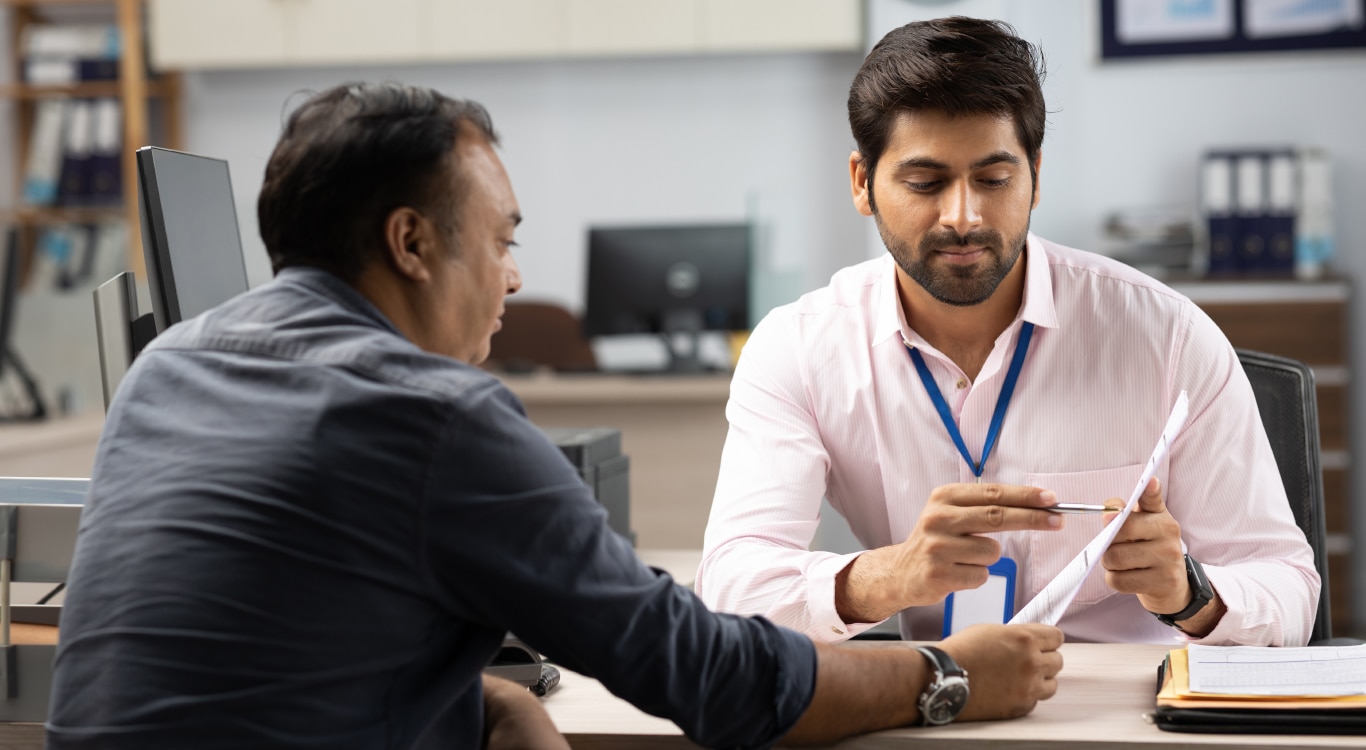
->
[1009, 391, 1189, 627]
[1187, 643, 1366, 697]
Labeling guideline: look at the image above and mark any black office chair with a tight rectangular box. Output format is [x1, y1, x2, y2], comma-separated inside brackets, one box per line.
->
[1236, 348, 1354, 645]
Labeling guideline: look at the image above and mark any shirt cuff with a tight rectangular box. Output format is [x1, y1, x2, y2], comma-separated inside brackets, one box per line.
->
[806, 551, 886, 642]
[1177, 567, 1243, 645]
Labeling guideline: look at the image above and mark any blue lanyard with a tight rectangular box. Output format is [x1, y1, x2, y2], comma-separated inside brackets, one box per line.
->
[907, 322, 1035, 480]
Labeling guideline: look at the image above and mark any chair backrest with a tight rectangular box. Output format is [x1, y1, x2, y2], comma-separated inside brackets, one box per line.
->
[1236, 349, 1332, 643]
[487, 302, 597, 373]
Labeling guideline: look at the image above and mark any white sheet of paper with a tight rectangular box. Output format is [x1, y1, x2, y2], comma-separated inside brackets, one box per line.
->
[1009, 391, 1190, 626]
[1187, 643, 1366, 696]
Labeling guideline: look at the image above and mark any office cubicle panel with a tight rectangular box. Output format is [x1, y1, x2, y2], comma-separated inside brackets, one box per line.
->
[0, 477, 87, 722]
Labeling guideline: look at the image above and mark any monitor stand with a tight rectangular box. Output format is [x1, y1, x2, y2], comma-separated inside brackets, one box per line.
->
[660, 308, 705, 373]
[0, 348, 47, 422]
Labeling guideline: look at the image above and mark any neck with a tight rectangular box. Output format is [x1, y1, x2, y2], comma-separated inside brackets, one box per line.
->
[897, 254, 1027, 381]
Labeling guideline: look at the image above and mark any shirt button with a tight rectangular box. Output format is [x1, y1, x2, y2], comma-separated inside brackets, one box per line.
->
[956, 379, 968, 389]
[831, 626, 845, 635]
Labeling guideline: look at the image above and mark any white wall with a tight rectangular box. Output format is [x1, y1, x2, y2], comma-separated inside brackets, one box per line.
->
[181, 52, 867, 311]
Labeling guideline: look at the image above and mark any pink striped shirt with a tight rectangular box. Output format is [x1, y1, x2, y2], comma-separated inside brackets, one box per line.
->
[698, 234, 1318, 646]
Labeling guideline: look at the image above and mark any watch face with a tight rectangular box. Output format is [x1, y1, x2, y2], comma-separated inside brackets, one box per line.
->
[924, 678, 971, 724]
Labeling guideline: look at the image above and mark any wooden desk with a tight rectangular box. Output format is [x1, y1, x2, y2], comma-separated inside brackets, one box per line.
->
[0, 413, 103, 478]
[500, 373, 732, 550]
[543, 643, 1365, 749]
[8, 643, 1362, 748]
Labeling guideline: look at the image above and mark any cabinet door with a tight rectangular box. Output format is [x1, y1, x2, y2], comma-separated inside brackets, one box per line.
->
[565, 0, 697, 56]
[427, 0, 563, 60]
[295, 0, 424, 64]
[700, 0, 862, 52]
[148, 0, 296, 69]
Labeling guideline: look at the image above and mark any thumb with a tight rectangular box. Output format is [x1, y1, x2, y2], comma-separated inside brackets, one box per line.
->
[1137, 477, 1165, 513]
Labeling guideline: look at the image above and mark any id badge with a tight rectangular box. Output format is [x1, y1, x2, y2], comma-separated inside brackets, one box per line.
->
[942, 557, 1017, 638]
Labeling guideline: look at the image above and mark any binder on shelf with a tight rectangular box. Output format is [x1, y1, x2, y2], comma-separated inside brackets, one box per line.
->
[56, 100, 95, 205]
[21, 98, 68, 206]
[1200, 146, 1333, 278]
[1233, 153, 1267, 272]
[1200, 153, 1237, 275]
[1263, 150, 1297, 276]
[87, 99, 122, 204]
[1296, 148, 1335, 280]
[20, 24, 120, 85]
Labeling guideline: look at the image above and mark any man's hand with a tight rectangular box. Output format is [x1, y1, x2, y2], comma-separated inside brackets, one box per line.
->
[836, 484, 1063, 623]
[1101, 478, 1224, 636]
[482, 674, 570, 750]
[781, 623, 1064, 744]
[940, 623, 1064, 721]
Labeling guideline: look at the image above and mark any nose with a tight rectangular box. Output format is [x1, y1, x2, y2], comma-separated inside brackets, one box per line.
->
[504, 252, 522, 296]
[939, 179, 983, 237]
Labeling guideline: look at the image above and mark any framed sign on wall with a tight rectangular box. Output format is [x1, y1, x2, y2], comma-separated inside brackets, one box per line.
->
[1101, 0, 1366, 59]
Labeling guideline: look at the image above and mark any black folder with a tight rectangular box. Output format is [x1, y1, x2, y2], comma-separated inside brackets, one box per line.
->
[1153, 661, 1366, 735]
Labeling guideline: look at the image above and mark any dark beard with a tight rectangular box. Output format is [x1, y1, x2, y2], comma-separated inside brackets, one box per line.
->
[877, 216, 1029, 307]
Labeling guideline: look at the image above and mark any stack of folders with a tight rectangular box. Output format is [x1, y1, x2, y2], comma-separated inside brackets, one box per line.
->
[23, 97, 122, 208]
[1153, 644, 1366, 734]
[1200, 147, 1334, 279]
[20, 24, 121, 84]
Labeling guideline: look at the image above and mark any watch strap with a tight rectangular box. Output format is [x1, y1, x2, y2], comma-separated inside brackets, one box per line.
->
[914, 645, 966, 679]
[1153, 554, 1213, 628]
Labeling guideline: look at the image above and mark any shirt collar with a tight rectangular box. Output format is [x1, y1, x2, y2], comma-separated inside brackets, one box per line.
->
[874, 232, 1060, 348]
[274, 265, 406, 338]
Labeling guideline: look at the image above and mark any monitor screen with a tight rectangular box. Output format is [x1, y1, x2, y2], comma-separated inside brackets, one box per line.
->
[583, 223, 750, 339]
[137, 147, 249, 333]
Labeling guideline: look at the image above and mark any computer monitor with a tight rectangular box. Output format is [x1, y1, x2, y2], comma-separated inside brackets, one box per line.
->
[583, 223, 750, 372]
[0, 228, 46, 420]
[93, 147, 249, 410]
[137, 146, 250, 333]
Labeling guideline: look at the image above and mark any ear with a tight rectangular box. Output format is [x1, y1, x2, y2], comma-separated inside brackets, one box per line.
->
[382, 207, 437, 283]
[850, 151, 873, 217]
[1030, 151, 1043, 210]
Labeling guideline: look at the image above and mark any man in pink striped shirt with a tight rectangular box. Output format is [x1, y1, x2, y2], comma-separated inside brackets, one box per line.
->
[698, 17, 1317, 648]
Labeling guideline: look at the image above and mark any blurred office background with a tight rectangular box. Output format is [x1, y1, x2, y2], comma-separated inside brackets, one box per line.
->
[0, 0, 1363, 632]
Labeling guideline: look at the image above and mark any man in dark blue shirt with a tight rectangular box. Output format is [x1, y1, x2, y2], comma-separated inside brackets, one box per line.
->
[47, 82, 1064, 749]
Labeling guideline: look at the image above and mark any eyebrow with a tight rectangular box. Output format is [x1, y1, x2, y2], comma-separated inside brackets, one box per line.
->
[891, 151, 1022, 172]
[510, 212, 523, 227]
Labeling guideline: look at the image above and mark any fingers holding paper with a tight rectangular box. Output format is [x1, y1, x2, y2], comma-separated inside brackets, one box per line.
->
[1101, 478, 1224, 634]
[941, 623, 1065, 721]
[835, 484, 1064, 623]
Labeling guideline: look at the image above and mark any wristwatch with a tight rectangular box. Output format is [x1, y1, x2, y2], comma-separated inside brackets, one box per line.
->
[914, 646, 971, 726]
[1152, 553, 1213, 630]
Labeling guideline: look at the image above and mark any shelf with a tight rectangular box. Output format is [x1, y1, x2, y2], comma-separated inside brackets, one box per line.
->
[0, 78, 174, 100]
[0, 0, 120, 8]
[0, 205, 123, 225]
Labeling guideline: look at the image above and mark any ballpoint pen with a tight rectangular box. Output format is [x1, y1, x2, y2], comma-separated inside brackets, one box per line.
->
[1043, 503, 1123, 514]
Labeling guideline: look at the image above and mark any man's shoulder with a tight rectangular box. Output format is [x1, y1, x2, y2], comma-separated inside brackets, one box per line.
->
[764, 256, 888, 332]
[1036, 236, 1192, 309]
[141, 273, 519, 416]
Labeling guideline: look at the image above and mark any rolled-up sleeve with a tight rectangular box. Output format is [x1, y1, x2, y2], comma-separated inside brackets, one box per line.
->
[420, 381, 818, 748]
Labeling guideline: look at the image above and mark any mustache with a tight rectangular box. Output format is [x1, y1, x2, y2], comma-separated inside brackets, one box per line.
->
[919, 228, 1005, 254]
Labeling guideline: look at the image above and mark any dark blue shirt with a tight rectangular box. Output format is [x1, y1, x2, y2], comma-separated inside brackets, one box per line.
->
[48, 267, 816, 749]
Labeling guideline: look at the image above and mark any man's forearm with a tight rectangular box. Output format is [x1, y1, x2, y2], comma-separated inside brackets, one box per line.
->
[782, 643, 928, 745]
[835, 548, 909, 624]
